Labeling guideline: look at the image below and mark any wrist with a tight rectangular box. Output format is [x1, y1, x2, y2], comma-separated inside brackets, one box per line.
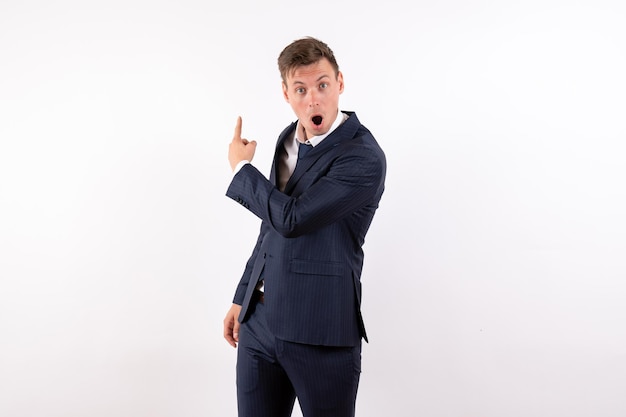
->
[233, 160, 250, 174]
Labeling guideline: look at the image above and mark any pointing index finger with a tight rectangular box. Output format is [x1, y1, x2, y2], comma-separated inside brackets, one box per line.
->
[234, 116, 242, 140]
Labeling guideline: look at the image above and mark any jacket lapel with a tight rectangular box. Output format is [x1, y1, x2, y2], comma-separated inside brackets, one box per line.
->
[284, 112, 360, 194]
[270, 122, 297, 186]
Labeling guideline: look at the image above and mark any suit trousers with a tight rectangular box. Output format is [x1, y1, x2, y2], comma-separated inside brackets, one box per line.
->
[237, 294, 362, 417]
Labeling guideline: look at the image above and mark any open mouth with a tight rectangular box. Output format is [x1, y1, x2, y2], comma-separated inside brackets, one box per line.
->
[312, 115, 323, 126]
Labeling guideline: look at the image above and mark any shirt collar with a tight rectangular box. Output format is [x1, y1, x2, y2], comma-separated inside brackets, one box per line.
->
[294, 110, 348, 147]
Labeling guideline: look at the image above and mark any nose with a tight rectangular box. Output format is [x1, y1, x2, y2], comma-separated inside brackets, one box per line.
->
[308, 89, 319, 107]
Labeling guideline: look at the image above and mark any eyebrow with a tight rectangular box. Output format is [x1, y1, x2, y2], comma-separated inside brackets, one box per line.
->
[292, 75, 331, 85]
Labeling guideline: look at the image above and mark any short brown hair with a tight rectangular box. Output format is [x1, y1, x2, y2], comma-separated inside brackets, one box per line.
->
[277, 37, 340, 82]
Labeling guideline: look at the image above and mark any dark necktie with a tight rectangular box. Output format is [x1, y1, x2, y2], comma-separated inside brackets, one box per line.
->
[298, 142, 312, 160]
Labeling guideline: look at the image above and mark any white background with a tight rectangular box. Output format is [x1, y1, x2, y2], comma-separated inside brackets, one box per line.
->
[1, 1, 625, 416]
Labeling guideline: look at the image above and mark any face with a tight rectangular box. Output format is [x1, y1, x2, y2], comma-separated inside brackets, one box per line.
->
[282, 58, 344, 140]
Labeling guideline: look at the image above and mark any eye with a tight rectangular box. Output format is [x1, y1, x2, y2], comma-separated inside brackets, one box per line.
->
[319, 82, 328, 89]
[296, 87, 306, 94]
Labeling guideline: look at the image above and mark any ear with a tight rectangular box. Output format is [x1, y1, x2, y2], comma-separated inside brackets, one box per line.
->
[282, 81, 290, 102]
[337, 71, 344, 94]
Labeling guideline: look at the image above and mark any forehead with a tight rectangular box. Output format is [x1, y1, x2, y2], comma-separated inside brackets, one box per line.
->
[286, 58, 335, 84]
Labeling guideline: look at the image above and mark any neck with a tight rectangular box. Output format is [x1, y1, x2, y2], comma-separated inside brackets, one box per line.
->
[299, 123, 308, 142]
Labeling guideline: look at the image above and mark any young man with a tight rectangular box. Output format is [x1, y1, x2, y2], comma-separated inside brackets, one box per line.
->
[223, 37, 386, 417]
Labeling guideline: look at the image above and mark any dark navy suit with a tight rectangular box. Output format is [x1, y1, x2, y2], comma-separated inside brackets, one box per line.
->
[226, 112, 386, 416]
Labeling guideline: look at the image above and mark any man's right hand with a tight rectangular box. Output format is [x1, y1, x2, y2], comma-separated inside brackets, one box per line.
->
[228, 116, 257, 171]
[223, 303, 243, 348]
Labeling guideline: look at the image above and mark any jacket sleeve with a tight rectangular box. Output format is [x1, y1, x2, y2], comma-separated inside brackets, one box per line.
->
[226, 143, 385, 238]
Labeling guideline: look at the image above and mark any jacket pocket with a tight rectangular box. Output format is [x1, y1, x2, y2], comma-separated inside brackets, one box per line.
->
[290, 259, 344, 276]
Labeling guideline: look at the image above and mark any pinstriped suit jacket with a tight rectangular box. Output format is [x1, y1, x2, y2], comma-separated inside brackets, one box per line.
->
[226, 112, 386, 347]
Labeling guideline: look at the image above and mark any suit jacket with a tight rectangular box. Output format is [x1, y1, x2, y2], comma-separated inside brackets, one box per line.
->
[226, 112, 386, 347]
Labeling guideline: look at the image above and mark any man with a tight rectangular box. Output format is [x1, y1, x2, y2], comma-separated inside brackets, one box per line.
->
[223, 37, 386, 417]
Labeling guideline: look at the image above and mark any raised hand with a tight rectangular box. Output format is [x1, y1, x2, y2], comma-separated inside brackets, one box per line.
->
[228, 116, 257, 171]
